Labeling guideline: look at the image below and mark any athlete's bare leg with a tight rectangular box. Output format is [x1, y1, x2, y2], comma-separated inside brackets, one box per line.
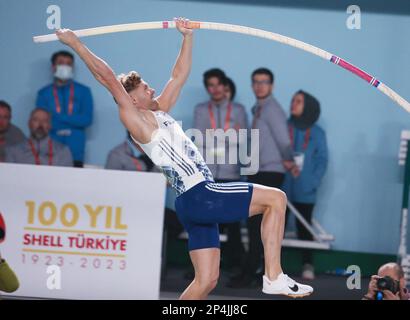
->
[248, 183, 287, 281]
[179, 248, 220, 300]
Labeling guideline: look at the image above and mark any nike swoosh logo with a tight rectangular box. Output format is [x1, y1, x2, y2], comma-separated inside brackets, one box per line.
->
[289, 284, 299, 292]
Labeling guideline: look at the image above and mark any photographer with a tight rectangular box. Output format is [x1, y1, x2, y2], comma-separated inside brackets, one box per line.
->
[363, 262, 409, 300]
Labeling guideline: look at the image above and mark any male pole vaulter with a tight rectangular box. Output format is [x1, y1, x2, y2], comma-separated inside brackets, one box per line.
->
[55, 17, 313, 299]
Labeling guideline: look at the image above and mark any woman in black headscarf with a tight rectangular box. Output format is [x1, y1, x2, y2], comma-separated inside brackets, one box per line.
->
[283, 90, 328, 280]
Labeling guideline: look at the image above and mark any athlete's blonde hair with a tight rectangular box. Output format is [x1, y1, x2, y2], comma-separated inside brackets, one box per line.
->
[117, 71, 142, 93]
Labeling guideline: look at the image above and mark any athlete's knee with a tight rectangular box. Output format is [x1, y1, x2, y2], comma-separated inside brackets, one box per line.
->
[196, 271, 219, 292]
[206, 270, 219, 291]
[207, 275, 219, 291]
[269, 188, 287, 211]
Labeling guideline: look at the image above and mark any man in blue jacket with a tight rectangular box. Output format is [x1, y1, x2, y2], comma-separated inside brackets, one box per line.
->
[36, 50, 93, 167]
[283, 90, 328, 280]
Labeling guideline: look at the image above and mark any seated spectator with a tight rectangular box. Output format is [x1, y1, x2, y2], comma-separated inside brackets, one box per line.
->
[363, 262, 409, 300]
[0, 100, 26, 162]
[5, 108, 73, 166]
[105, 131, 154, 171]
[36, 50, 93, 167]
[283, 90, 328, 280]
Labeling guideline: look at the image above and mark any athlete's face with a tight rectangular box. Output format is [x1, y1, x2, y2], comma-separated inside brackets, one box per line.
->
[129, 80, 156, 109]
[206, 77, 226, 102]
[291, 93, 305, 117]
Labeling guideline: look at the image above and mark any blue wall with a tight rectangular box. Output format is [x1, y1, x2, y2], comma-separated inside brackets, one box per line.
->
[1, 0, 409, 254]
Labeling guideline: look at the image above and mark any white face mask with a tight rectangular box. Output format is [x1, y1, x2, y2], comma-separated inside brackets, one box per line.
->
[54, 65, 73, 81]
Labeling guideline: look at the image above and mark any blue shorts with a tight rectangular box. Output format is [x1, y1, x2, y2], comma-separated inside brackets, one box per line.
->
[175, 180, 254, 251]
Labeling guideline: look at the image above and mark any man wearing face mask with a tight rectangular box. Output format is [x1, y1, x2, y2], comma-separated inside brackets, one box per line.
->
[5, 108, 73, 166]
[282, 90, 328, 280]
[36, 51, 93, 167]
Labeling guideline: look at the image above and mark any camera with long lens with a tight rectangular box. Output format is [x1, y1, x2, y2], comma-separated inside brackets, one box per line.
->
[375, 276, 400, 300]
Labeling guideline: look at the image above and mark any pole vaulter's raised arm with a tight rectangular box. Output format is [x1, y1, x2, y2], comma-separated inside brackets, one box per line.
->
[156, 17, 193, 112]
[55, 28, 146, 140]
[55, 29, 131, 109]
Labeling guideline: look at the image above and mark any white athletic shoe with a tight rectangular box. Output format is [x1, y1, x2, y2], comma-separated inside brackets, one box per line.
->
[262, 273, 314, 298]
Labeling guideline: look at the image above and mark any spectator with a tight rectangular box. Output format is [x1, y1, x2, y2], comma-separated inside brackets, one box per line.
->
[0, 100, 26, 162]
[363, 262, 409, 300]
[36, 50, 93, 167]
[105, 131, 155, 171]
[224, 77, 236, 101]
[228, 67, 294, 288]
[283, 90, 328, 280]
[193, 69, 248, 271]
[5, 108, 73, 166]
